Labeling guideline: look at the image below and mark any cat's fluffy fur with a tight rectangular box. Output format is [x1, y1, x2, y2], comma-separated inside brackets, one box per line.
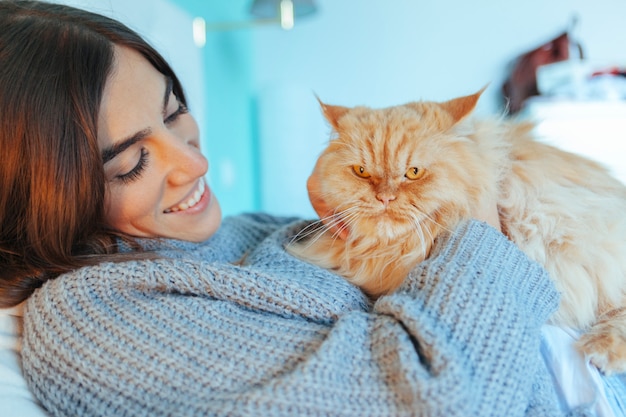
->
[287, 90, 626, 374]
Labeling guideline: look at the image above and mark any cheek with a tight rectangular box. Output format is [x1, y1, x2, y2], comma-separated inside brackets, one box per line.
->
[104, 184, 157, 232]
[317, 154, 366, 205]
[104, 186, 129, 230]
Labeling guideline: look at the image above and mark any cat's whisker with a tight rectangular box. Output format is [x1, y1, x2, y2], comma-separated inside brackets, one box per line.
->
[406, 209, 436, 261]
[331, 211, 361, 242]
[325, 206, 358, 228]
[413, 217, 428, 261]
[289, 222, 338, 247]
[288, 206, 361, 249]
[422, 225, 435, 249]
[410, 204, 453, 234]
[425, 212, 453, 235]
[290, 225, 333, 251]
[287, 219, 326, 245]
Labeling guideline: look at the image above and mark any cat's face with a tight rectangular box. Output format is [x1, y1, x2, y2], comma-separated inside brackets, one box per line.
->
[315, 92, 487, 242]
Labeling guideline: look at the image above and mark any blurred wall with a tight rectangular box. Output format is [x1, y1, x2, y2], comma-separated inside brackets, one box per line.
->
[179, 0, 626, 218]
[251, 0, 626, 111]
[58, 0, 626, 219]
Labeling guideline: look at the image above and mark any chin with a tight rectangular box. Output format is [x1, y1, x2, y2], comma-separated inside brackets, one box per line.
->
[191, 200, 223, 242]
[198, 220, 222, 242]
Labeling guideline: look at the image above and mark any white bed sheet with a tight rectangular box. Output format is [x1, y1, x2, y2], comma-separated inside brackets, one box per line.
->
[541, 325, 624, 416]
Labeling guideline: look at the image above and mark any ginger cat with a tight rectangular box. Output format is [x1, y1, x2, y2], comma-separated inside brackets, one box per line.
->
[287, 89, 626, 374]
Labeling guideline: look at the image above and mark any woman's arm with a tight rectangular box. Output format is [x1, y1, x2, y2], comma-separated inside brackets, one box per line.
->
[22, 220, 561, 417]
[374, 220, 560, 416]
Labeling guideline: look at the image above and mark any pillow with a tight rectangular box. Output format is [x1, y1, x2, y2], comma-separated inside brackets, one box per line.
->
[0, 304, 48, 417]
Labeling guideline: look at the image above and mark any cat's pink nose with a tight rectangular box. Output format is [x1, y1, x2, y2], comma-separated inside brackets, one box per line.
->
[376, 193, 396, 207]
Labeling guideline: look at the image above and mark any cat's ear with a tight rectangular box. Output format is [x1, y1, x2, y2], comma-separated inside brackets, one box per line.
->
[439, 86, 486, 125]
[317, 97, 349, 131]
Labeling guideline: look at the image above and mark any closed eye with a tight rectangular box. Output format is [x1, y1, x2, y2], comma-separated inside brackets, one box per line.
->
[165, 101, 188, 125]
[117, 147, 149, 184]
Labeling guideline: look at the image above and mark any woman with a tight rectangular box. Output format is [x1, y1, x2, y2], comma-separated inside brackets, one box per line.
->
[0, 1, 617, 416]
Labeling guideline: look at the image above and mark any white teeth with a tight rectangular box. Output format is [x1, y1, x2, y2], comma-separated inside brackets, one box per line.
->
[164, 178, 205, 213]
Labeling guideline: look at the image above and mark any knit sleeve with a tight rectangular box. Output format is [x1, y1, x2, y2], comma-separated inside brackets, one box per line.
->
[22, 220, 562, 417]
[374, 220, 562, 416]
[138, 213, 299, 263]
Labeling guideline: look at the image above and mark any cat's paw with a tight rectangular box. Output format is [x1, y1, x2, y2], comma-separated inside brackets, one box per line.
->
[576, 322, 626, 375]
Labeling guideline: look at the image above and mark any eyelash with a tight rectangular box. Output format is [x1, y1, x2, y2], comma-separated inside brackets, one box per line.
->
[117, 147, 149, 184]
[165, 101, 188, 124]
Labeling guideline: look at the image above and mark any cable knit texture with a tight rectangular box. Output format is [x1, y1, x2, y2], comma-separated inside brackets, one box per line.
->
[21, 214, 581, 416]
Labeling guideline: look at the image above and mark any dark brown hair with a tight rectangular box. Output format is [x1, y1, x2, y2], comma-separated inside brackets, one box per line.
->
[0, 0, 187, 307]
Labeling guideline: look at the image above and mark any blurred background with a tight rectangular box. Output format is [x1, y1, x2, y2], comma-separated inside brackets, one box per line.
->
[57, 0, 626, 218]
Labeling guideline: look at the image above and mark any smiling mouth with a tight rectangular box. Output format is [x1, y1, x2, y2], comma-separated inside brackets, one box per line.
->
[164, 178, 206, 213]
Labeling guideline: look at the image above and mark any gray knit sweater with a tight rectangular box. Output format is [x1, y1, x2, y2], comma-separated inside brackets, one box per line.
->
[22, 214, 566, 417]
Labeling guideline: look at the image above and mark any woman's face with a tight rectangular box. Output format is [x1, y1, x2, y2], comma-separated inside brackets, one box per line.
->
[98, 46, 221, 242]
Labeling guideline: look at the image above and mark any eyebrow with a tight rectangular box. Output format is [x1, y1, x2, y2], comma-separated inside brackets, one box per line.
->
[101, 76, 174, 164]
[101, 128, 151, 164]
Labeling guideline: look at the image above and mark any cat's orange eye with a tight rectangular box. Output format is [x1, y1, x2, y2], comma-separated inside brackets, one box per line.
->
[352, 165, 371, 179]
[405, 167, 425, 180]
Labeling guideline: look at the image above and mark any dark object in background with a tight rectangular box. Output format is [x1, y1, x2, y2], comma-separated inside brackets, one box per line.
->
[502, 32, 584, 114]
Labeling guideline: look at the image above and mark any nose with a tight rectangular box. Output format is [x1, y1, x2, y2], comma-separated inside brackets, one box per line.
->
[160, 132, 208, 186]
[376, 192, 396, 207]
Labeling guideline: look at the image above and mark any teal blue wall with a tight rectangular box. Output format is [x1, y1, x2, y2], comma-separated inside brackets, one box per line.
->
[172, 1, 258, 217]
